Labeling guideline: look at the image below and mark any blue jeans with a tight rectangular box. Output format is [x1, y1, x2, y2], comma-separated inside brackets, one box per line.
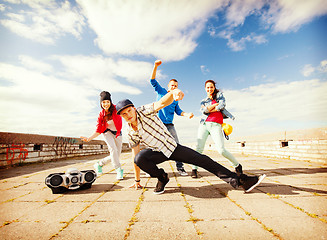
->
[164, 124, 184, 169]
[193, 122, 239, 170]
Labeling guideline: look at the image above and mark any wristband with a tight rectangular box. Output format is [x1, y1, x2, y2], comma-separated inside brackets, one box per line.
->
[135, 180, 140, 182]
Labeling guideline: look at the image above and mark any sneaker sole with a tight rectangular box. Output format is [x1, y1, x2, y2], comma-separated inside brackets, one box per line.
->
[153, 189, 165, 195]
[178, 172, 188, 176]
[245, 174, 266, 193]
[153, 179, 169, 195]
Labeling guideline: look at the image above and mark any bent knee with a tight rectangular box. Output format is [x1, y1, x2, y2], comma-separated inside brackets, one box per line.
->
[134, 149, 149, 165]
[217, 147, 227, 155]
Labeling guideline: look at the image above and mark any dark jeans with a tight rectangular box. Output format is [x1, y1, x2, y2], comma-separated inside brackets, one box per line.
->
[134, 144, 239, 188]
[164, 123, 183, 169]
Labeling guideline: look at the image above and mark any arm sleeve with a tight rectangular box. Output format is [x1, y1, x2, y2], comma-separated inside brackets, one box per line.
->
[95, 113, 104, 133]
[200, 100, 210, 115]
[216, 92, 226, 110]
[175, 102, 183, 116]
[150, 78, 167, 95]
[138, 103, 157, 115]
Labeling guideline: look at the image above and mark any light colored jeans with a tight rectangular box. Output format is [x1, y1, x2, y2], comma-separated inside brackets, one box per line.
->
[98, 131, 123, 169]
[193, 122, 239, 169]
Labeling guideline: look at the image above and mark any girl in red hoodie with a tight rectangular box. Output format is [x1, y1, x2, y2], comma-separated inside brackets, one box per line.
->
[81, 91, 124, 179]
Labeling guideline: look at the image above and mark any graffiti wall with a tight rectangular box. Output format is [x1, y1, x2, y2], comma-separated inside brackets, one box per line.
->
[0, 132, 112, 167]
[52, 137, 78, 157]
[5, 143, 29, 165]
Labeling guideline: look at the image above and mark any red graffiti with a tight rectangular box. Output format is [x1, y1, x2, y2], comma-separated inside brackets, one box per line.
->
[6, 143, 29, 165]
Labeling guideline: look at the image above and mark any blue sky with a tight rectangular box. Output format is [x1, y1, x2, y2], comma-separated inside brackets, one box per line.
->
[0, 0, 326, 144]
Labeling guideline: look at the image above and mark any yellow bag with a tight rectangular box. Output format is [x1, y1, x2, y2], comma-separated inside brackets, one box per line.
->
[222, 123, 233, 140]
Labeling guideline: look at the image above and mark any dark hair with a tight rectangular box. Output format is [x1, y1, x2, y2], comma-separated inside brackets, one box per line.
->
[104, 104, 115, 121]
[100, 91, 114, 121]
[169, 79, 178, 83]
[205, 80, 219, 99]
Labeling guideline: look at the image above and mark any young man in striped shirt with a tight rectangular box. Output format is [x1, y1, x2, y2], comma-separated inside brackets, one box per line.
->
[116, 89, 266, 194]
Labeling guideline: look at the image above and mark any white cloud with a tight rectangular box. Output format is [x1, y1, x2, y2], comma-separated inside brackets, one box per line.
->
[210, 0, 327, 51]
[0, 4, 5, 12]
[173, 116, 200, 144]
[264, 0, 327, 33]
[301, 64, 315, 77]
[301, 60, 327, 77]
[200, 65, 210, 74]
[0, 61, 96, 137]
[223, 79, 327, 136]
[0, 62, 93, 111]
[0, 55, 156, 137]
[319, 60, 327, 73]
[19, 55, 53, 72]
[52, 55, 149, 94]
[77, 0, 224, 61]
[224, 0, 265, 27]
[224, 32, 267, 51]
[0, 0, 85, 44]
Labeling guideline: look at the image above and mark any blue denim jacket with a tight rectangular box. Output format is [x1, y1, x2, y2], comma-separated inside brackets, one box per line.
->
[199, 91, 235, 123]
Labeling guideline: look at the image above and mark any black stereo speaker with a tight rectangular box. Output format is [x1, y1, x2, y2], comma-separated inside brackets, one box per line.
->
[45, 168, 97, 194]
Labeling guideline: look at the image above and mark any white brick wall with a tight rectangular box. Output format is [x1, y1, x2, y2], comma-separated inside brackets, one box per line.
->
[223, 139, 327, 163]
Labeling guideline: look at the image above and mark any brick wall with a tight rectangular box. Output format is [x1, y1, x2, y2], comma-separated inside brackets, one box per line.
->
[217, 127, 327, 163]
[223, 139, 327, 163]
[0, 132, 129, 167]
[1, 127, 326, 167]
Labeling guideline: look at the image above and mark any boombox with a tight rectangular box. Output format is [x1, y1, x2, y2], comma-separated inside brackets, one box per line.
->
[45, 168, 97, 194]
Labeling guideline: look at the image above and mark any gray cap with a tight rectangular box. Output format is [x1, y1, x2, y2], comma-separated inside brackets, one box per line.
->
[116, 99, 134, 114]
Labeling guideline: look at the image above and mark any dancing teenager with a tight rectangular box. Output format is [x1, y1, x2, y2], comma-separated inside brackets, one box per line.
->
[81, 91, 124, 180]
[191, 80, 242, 178]
[115, 89, 266, 194]
[150, 60, 194, 176]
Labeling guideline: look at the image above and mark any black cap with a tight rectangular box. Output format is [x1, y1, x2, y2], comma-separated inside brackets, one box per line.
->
[100, 91, 111, 103]
[116, 99, 134, 114]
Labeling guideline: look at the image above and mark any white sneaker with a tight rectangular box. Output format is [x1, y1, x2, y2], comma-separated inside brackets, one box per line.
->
[94, 162, 103, 176]
[178, 168, 188, 176]
[116, 168, 124, 180]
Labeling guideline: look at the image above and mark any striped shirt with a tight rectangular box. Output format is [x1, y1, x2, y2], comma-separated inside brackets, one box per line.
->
[128, 103, 177, 158]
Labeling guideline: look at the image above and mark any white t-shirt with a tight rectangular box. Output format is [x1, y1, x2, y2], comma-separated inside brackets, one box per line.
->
[107, 119, 117, 131]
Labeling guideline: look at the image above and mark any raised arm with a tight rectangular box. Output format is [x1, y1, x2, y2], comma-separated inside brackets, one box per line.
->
[150, 60, 167, 94]
[151, 60, 162, 80]
[153, 89, 184, 112]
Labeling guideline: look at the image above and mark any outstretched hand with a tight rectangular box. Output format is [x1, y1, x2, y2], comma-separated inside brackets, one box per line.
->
[185, 112, 194, 119]
[172, 89, 184, 101]
[129, 182, 143, 190]
[80, 136, 89, 142]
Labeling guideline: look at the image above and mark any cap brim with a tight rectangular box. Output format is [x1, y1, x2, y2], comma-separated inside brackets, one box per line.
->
[117, 104, 134, 114]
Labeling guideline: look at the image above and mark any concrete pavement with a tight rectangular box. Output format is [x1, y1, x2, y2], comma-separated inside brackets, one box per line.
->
[0, 150, 326, 240]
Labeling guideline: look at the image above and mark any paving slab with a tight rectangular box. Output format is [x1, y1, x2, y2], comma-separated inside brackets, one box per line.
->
[0, 151, 326, 240]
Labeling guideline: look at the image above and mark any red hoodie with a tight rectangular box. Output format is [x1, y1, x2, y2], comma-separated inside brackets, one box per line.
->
[96, 105, 122, 138]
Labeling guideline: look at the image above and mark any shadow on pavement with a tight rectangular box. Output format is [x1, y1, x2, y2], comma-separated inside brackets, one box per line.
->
[44, 183, 124, 195]
[197, 167, 327, 178]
